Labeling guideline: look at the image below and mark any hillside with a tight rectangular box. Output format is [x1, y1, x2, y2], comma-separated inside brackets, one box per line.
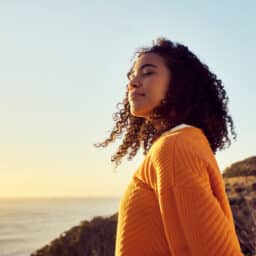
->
[31, 156, 256, 256]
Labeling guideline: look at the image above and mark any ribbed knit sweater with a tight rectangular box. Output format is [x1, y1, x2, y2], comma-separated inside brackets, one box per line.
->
[115, 125, 243, 256]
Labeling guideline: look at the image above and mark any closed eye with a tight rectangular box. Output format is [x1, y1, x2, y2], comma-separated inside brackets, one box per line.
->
[143, 72, 153, 76]
[127, 71, 154, 81]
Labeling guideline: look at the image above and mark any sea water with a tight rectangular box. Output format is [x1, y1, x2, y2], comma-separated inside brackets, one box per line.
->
[0, 197, 120, 256]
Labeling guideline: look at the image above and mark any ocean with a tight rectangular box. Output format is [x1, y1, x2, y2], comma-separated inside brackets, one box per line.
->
[0, 197, 120, 256]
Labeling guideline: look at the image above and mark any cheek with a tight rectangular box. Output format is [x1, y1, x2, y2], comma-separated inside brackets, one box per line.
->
[147, 82, 168, 104]
[139, 92, 163, 114]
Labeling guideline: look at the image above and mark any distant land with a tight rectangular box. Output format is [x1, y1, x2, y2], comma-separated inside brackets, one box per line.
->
[31, 156, 256, 256]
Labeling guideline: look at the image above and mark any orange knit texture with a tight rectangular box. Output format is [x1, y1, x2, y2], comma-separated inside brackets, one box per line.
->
[114, 126, 244, 256]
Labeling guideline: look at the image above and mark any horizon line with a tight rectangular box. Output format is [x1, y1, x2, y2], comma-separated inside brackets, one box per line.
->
[0, 196, 121, 199]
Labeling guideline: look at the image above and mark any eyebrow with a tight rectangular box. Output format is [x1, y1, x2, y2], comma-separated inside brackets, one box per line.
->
[126, 63, 158, 79]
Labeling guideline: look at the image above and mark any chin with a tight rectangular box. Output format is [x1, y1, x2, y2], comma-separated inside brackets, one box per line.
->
[130, 107, 151, 119]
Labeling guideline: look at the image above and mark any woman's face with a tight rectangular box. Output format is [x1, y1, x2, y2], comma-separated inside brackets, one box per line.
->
[127, 53, 171, 119]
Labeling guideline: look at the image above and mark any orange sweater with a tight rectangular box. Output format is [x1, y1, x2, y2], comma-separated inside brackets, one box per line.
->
[115, 125, 243, 256]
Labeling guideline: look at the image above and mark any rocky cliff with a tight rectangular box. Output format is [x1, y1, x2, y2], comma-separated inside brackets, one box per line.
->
[31, 156, 256, 256]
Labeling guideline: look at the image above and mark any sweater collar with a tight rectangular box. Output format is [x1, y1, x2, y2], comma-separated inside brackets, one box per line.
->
[160, 123, 194, 137]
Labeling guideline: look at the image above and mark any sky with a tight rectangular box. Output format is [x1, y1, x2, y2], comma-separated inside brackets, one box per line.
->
[0, 0, 255, 198]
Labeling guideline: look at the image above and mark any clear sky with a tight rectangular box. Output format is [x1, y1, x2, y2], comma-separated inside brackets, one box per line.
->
[0, 0, 255, 198]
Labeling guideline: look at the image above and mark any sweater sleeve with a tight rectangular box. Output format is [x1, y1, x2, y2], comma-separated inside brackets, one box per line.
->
[152, 136, 244, 256]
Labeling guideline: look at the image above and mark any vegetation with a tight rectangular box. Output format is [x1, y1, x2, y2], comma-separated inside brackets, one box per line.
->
[223, 156, 256, 177]
[31, 214, 118, 256]
[31, 156, 256, 256]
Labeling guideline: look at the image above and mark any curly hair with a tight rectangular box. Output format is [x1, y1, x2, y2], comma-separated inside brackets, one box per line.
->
[94, 37, 237, 169]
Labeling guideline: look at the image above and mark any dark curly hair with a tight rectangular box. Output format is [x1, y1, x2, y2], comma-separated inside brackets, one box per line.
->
[94, 37, 237, 169]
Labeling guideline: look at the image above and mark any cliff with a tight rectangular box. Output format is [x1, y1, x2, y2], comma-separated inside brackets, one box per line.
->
[31, 156, 256, 256]
[223, 156, 256, 255]
[31, 213, 118, 256]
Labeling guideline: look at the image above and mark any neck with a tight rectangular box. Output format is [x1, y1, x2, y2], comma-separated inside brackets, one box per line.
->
[147, 118, 171, 135]
[147, 107, 177, 134]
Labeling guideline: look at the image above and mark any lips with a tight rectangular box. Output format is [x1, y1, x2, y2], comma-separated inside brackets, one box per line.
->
[129, 91, 145, 100]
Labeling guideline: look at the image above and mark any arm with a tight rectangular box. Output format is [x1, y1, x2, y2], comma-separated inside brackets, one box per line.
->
[157, 174, 243, 256]
[152, 136, 244, 256]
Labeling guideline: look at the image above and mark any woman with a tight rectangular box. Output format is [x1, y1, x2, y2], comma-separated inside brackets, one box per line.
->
[95, 37, 244, 255]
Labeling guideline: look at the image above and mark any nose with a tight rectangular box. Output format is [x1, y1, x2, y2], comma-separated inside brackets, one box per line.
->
[128, 77, 141, 91]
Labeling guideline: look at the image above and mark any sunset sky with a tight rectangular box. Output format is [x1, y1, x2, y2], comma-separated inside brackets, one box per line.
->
[0, 0, 255, 198]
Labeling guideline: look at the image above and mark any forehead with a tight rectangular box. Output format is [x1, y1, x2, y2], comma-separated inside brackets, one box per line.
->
[132, 53, 165, 71]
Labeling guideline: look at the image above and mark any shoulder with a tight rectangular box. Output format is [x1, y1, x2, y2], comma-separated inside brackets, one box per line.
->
[150, 126, 214, 175]
[150, 126, 208, 156]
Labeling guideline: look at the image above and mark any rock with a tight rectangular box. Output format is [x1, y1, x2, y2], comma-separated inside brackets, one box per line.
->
[31, 213, 118, 256]
[31, 156, 256, 256]
[224, 156, 256, 255]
